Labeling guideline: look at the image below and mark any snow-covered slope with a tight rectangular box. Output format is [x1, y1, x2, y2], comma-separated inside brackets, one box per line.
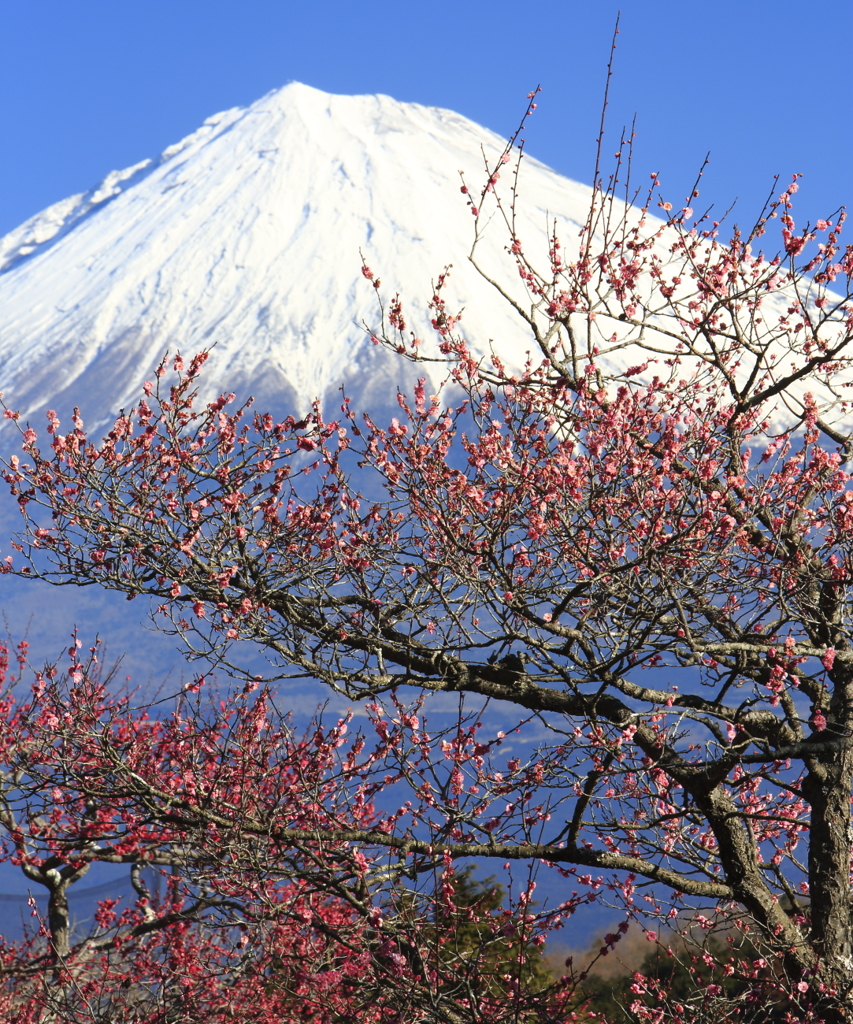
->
[0, 83, 595, 431]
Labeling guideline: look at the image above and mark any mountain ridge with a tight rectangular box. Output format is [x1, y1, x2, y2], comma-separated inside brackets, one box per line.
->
[0, 83, 594, 432]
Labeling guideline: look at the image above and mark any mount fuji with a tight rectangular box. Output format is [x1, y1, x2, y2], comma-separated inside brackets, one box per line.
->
[0, 90, 601, 916]
[0, 80, 844, 930]
[0, 82, 596, 432]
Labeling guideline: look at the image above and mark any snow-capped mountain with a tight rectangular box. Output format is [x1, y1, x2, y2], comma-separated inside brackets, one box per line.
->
[0, 83, 595, 432]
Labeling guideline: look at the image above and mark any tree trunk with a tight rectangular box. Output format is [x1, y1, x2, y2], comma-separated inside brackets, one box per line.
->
[802, 723, 853, 1022]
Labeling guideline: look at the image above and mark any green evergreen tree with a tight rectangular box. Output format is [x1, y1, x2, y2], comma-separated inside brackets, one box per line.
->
[581, 926, 802, 1023]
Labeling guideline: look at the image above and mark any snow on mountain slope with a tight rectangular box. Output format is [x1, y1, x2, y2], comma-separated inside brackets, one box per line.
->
[0, 83, 595, 432]
[1, 81, 845, 443]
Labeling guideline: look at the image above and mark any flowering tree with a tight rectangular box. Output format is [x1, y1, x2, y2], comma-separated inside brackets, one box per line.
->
[0, 638, 580, 1023]
[3, 91, 853, 1021]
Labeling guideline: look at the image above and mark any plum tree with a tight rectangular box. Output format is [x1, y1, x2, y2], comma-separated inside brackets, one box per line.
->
[3, 86, 853, 1022]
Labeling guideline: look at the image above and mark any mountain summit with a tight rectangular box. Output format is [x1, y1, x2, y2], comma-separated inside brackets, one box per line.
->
[0, 83, 593, 429]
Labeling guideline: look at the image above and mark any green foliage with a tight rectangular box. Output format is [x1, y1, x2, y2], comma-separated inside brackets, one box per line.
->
[261, 867, 561, 1021]
[424, 867, 555, 999]
[580, 926, 800, 1023]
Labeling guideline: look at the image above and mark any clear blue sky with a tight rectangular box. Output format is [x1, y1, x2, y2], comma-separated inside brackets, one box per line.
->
[2, 0, 850, 241]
